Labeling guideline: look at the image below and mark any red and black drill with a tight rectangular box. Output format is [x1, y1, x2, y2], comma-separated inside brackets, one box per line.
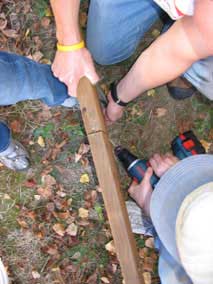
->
[115, 130, 206, 188]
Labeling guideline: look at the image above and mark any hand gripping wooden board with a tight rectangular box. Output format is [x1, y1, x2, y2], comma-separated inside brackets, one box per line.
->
[77, 77, 144, 284]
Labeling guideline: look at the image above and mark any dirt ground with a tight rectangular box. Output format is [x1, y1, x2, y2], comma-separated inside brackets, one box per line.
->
[0, 1, 212, 284]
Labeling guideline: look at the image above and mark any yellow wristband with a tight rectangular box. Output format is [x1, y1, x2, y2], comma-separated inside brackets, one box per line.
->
[57, 40, 85, 52]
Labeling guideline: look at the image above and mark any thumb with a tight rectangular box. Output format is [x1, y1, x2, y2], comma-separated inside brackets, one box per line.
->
[85, 69, 100, 84]
[141, 167, 153, 184]
[68, 80, 78, 97]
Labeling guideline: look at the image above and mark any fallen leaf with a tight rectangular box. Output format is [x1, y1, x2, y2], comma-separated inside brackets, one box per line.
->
[86, 271, 98, 284]
[144, 257, 155, 272]
[71, 252, 81, 260]
[37, 187, 52, 199]
[0, 13, 7, 30]
[10, 119, 22, 133]
[32, 51, 43, 62]
[41, 174, 56, 188]
[200, 139, 211, 152]
[145, 237, 155, 249]
[143, 272, 151, 284]
[37, 136, 45, 147]
[75, 143, 90, 163]
[80, 173, 90, 184]
[52, 223, 65, 237]
[101, 277, 110, 283]
[147, 89, 156, 97]
[152, 29, 160, 38]
[45, 7, 53, 17]
[80, 12, 87, 28]
[66, 223, 78, 236]
[46, 246, 59, 256]
[24, 178, 37, 188]
[78, 208, 89, 218]
[105, 240, 116, 255]
[57, 211, 70, 220]
[32, 271, 41, 279]
[3, 194, 11, 200]
[17, 218, 28, 229]
[154, 107, 167, 117]
[34, 195, 41, 201]
[2, 29, 18, 38]
[41, 17, 51, 29]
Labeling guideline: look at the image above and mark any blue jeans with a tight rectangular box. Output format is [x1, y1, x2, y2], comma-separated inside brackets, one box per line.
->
[87, 0, 213, 100]
[0, 51, 78, 152]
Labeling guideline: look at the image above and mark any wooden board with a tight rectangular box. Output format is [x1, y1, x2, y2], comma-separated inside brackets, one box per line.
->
[77, 77, 144, 284]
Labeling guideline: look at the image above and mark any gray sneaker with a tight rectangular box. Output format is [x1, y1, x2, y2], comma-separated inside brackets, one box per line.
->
[0, 139, 30, 171]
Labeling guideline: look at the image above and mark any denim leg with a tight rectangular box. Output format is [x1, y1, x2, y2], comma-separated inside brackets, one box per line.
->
[87, 0, 163, 65]
[0, 121, 11, 152]
[155, 237, 192, 284]
[183, 57, 213, 100]
[0, 51, 78, 106]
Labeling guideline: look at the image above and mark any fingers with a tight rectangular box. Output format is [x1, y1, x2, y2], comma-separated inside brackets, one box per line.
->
[85, 69, 100, 84]
[149, 153, 178, 177]
[142, 167, 153, 185]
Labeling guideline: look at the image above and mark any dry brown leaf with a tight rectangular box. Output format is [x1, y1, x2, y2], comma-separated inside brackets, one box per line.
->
[200, 139, 211, 152]
[37, 136, 45, 147]
[75, 143, 90, 163]
[154, 107, 167, 117]
[0, 13, 7, 30]
[143, 272, 151, 284]
[101, 277, 110, 284]
[66, 223, 78, 236]
[37, 187, 52, 199]
[32, 51, 43, 62]
[57, 211, 70, 220]
[75, 153, 82, 163]
[10, 119, 22, 133]
[80, 12, 87, 28]
[41, 174, 56, 188]
[86, 271, 98, 284]
[78, 208, 89, 218]
[2, 29, 18, 38]
[105, 240, 116, 255]
[144, 257, 155, 272]
[32, 271, 41, 279]
[145, 237, 155, 249]
[46, 246, 59, 256]
[52, 223, 65, 237]
[17, 218, 28, 229]
[41, 17, 51, 29]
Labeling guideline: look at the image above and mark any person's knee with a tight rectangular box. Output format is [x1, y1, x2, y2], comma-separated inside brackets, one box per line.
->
[87, 0, 118, 65]
[88, 0, 137, 65]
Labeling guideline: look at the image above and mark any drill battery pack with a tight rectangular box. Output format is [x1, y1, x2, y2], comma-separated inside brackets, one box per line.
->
[171, 130, 206, 160]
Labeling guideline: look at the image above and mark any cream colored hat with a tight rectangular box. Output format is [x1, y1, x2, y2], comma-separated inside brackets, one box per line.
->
[0, 258, 8, 284]
[176, 182, 213, 284]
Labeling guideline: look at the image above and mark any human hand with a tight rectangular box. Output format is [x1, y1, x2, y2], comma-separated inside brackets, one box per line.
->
[104, 92, 124, 125]
[149, 153, 179, 178]
[128, 167, 153, 216]
[51, 48, 99, 97]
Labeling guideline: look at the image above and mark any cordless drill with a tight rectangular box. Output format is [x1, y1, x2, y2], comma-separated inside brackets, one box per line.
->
[115, 130, 206, 188]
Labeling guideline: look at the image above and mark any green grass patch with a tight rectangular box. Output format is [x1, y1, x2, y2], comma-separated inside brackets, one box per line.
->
[32, 0, 49, 18]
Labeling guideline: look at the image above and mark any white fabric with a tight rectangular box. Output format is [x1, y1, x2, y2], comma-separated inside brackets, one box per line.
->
[176, 182, 213, 284]
[0, 259, 9, 284]
[153, 0, 194, 20]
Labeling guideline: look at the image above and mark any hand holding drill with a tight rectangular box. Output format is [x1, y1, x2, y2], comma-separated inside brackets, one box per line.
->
[115, 131, 206, 188]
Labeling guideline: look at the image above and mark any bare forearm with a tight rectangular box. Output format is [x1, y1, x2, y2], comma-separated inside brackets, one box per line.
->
[117, 1, 213, 102]
[50, 0, 81, 44]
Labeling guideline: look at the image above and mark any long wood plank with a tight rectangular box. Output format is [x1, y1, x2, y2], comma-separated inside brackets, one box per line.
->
[77, 77, 144, 284]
